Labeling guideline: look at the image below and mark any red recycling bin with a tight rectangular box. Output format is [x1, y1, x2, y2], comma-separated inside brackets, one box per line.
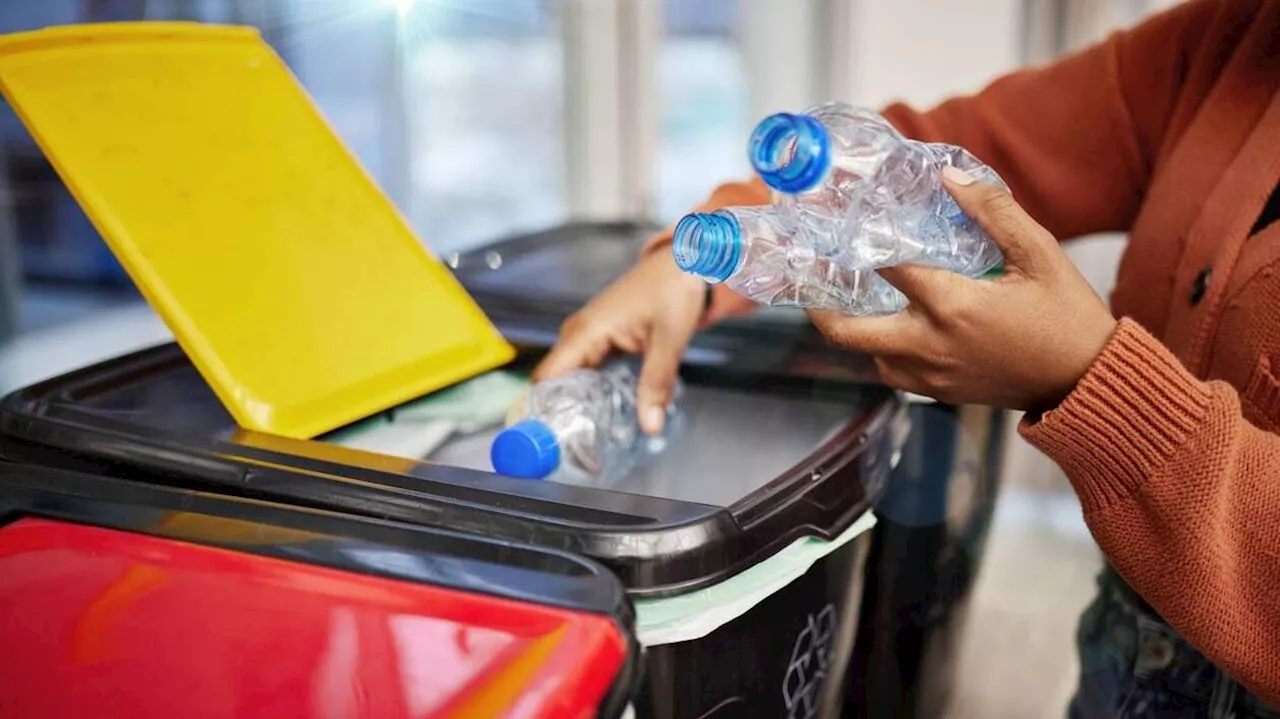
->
[0, 463, 640, 718]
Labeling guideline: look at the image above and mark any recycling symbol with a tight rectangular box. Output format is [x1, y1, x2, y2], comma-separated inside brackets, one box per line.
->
[782, 604, 836, 719]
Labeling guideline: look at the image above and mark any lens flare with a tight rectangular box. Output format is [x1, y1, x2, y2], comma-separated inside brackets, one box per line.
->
[388, 0, 415, 20]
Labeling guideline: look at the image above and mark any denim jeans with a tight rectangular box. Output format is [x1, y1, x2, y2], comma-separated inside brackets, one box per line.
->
[1069, 568, 1280, 719]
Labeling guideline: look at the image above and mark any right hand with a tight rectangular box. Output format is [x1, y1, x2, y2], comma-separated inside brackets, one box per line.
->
[534, 248, 706, 435]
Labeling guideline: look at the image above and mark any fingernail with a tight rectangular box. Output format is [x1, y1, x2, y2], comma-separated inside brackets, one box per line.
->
[942, 166, 976, 186]
[642, 405, 666, 435]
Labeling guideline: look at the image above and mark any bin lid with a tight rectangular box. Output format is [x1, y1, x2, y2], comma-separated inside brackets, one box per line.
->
[1, 340, 903, 597]
[0, 463, 637, 719]
[0, 23, 514, 439]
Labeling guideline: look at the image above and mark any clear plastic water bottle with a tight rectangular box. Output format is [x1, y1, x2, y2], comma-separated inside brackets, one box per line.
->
[672, 206, 907, 316]
[748, 102, 1007, 277]
[490, 364, 680, 485]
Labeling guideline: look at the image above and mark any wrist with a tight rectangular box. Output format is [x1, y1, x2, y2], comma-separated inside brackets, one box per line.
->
[1032, 315, 1120, 416]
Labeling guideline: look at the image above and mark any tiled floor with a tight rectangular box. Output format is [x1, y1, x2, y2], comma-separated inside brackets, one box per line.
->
[7, 283, 1110, 719]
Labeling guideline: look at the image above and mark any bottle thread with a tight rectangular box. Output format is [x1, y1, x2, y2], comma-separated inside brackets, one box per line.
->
[672, 211, 746, 284]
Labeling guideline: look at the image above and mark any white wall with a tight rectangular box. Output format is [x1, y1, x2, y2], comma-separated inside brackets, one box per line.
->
[841, 0, 1023, 109]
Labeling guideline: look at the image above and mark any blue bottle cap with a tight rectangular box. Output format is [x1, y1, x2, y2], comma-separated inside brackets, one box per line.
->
[749, 112, 831, 194]
[671, 211, 744, 284]
[491, 419, 561, 480]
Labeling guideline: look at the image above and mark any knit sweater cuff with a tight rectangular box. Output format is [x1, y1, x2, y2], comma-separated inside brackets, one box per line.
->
[1020, 318, 1214, 511]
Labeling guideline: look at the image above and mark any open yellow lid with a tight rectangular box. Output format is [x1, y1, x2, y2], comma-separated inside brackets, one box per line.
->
[0, 23, 515, 439]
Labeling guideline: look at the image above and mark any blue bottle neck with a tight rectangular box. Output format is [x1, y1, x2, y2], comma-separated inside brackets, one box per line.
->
[671, 211, 745, 284]
[749, 113, 831, 194]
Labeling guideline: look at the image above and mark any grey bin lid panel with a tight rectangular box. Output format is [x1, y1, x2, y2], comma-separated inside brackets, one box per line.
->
[430, 381, 859, 508]
[41, 348, 866, 509]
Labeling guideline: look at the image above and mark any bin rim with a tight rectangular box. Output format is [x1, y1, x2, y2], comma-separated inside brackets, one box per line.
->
[0, 342, 903, 598]
[0, 460, 635, 621]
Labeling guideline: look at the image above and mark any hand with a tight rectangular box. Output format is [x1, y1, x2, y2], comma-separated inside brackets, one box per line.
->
[535, 248, 706, 434]
[807, 166, 1118, 412]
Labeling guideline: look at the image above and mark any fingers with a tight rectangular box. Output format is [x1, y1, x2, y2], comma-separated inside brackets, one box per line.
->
[873, 356, 920, 395]
[807, 310, 914, 355]
[636, 328, 685, 435]
[876, 263, 964, 307]
[533, 320, 609, 381]
[941, 166, 1057, 275]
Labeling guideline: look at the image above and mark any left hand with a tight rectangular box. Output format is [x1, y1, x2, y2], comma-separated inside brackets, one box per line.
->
[808, 166, 1118, 412]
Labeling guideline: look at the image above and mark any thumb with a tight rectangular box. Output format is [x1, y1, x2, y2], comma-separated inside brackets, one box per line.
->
[635, 328, 685, 436]
[941, 166, 1057, 276]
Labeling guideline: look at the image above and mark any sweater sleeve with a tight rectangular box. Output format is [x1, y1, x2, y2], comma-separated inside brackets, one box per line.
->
[1021, 319, 1280, 704]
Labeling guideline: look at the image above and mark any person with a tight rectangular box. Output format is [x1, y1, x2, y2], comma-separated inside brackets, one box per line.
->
[536, 0, 1280, 715]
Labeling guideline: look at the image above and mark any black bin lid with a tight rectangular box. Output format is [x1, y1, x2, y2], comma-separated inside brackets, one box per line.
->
[0, 223, 905, 598]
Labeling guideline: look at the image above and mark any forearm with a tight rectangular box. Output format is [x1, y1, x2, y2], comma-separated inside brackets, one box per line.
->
[642, 177, 771, 325]
[1022, 319, 1280, 704]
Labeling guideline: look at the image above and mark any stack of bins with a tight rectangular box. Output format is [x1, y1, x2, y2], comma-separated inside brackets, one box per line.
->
[0, 328, 902, 719]
[0, 222, 1008, 718]
[0, 20, 955, 718]
[0, 462, 640, 718]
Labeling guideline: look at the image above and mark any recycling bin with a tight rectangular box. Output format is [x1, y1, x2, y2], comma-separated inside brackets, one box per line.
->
[459, 222, 1009, 718]
[0, 319, 903, 718]
[0, 26, 901, 719]
[0, 461, 640, 719]
[847, 402, 1006, 718]
[0, 219, 1006, 719]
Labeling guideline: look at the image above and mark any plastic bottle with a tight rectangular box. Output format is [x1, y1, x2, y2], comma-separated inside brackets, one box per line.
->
[748, 102, 1007, 277]
[490, 364, 680, 484]
[672, 205, 908, 316]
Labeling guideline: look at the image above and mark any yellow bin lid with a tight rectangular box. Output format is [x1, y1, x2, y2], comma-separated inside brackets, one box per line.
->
[0, 23, 515, 439]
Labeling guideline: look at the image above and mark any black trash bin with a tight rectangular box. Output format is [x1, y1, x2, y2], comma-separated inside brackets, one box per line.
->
[847, 402, 1006, 718]
[0, 223, 907, 717]
[460, 223, 1009, 718]
[0, 461, 641, 719]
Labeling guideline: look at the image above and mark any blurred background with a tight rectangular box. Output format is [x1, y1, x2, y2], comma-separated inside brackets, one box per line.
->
[0, 0, 1182, 339]
[0, 1, 1182, 716]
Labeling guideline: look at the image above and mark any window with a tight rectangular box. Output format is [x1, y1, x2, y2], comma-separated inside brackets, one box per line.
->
[274, 1, 567, 256]
[398, 0, 567, 255]
[653, 0, 750, 223]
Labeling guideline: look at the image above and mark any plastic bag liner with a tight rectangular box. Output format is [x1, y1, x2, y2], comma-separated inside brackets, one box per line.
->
[633, 511, 877, 646]
[326, 408, 878, 647]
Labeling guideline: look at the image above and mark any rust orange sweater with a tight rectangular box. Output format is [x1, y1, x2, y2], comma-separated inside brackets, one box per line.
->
[646, 0, 1280, 703]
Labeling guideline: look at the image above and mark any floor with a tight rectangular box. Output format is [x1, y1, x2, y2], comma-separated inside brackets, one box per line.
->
[8, 280, 1111, 719]
[944, 428, 1102, 719]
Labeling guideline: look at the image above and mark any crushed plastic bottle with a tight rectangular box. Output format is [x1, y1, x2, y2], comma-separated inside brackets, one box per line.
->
[748, 102, 1007, 277]
[490, 363, 680, 485]
[672, 205, 907, 315]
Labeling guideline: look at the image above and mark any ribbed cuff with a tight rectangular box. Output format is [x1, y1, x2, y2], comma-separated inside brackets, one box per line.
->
[1020, 318, 1214, 512]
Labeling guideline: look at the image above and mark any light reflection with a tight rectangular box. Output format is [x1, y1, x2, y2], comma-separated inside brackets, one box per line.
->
[387, 0, 417, 21]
